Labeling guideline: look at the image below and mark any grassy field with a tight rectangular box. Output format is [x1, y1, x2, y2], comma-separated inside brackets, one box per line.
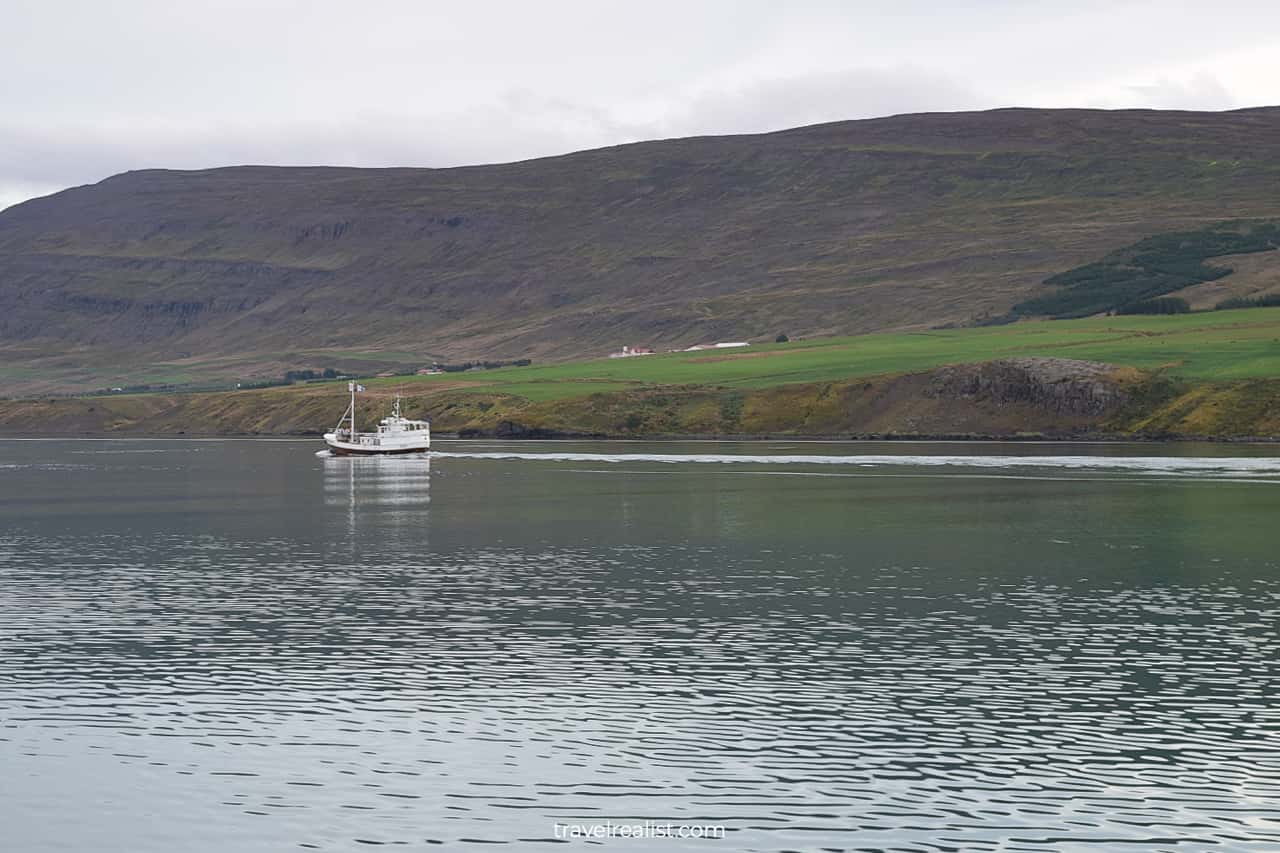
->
[361, 307, 1280, 403]
[4, 308, 1280, 439]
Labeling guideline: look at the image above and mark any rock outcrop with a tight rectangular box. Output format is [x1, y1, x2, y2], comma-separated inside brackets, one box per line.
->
[925, 358, 1129, 416]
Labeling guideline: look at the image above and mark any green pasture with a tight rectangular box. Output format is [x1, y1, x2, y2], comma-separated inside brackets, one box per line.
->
[366, 307, 1280, 402]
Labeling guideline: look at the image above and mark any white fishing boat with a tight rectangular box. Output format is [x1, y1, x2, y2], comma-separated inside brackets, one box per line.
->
[324, 383, 430, 455]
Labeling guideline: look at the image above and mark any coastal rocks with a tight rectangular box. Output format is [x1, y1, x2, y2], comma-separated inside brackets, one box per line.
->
[925, 357, 1129, 416]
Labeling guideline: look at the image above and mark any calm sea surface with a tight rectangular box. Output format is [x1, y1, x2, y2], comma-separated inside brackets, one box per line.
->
[2, 438, 1279, 851]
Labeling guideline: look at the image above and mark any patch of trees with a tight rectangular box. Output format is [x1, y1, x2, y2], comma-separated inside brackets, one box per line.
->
[1216, 293, 1280, 310]
[1116, 297, 1190, 315]
[284, 368, 339, 383]
[103, 384, 167, 394]
[239, 367, 340, 390]
[432, 359, 532, 373]
[1011, 220, 1280, 319]
[234, 359, 534, 391]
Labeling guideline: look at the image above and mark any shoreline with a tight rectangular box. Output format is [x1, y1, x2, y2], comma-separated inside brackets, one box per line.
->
[3, 357, 1278, 444]
[2, 431, 1277, 445]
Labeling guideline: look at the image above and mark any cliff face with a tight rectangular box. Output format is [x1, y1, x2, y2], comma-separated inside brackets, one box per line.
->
[925, 358, 1133, 417]
[4, 107, 1280, 393]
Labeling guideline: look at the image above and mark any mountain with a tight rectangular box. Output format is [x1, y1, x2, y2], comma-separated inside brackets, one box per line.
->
[3, 106, 1280, 393]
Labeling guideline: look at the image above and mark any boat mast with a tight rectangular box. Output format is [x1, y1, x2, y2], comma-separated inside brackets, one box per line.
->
[349, 381, 357, 436]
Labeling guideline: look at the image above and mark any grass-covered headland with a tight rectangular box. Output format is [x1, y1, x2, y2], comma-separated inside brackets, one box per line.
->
[3, 307, 1279, 440]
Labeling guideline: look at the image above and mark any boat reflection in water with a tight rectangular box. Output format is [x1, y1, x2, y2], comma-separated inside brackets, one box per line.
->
[321, 452, 431, 537]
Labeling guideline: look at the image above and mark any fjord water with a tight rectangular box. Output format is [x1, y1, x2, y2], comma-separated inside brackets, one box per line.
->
[2, 440, 1279, 851]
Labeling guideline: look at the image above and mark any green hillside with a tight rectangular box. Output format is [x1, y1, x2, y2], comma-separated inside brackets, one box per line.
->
[3, 307, 1278, 440]
[358, 306, 1280, 402]
[4, 107, 1280, 395]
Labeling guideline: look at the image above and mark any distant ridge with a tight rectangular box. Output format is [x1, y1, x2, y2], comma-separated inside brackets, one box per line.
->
[2, 106, 1280, 393]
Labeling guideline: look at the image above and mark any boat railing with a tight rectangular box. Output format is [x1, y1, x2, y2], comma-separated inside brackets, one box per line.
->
[335, 430, 382, 446]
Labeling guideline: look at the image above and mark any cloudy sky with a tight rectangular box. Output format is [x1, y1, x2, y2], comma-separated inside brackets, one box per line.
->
[2, 0, 1278, 210]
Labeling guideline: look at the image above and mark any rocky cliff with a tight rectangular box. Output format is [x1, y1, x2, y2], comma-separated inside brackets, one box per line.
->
[925, 358, 1134, 417]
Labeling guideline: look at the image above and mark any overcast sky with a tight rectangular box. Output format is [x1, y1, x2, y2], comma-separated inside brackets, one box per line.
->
[2, 0, 1278, 210]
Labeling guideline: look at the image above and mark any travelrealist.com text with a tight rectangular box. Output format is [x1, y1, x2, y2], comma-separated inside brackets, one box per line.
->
[553, 821, 726, 840]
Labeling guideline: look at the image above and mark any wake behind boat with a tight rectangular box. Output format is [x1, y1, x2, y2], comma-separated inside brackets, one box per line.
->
[324, 383, 430, 455]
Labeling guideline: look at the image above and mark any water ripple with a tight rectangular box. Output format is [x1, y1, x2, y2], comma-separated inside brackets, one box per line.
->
[1, 440, 1279, 851]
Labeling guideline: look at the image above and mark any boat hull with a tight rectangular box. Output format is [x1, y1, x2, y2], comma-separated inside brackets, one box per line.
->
[323, 434, 430, 456]
[325, 443, 429, 456]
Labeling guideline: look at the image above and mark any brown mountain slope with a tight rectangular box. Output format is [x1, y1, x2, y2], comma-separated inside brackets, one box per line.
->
[3, 106, 1280, 393]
